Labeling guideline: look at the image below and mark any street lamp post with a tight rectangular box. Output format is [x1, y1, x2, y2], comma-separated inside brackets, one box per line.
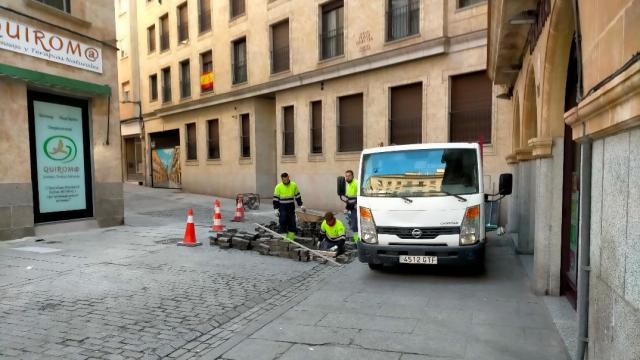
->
[120, 100, 147, 186]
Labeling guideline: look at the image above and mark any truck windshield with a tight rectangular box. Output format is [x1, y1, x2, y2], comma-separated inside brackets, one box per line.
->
[360, 148, 479, 197]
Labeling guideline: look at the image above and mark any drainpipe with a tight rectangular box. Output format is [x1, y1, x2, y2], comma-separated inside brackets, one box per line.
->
[576, 138, 592, 360]
[571, 0, 584, 100]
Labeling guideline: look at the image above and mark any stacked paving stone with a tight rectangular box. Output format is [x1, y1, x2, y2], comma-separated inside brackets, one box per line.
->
[208, 224, 355, 264]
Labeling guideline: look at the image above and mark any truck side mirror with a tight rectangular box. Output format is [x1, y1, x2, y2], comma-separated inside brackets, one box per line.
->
[337, 176, 346, 197]
[499, 173, 513, 195]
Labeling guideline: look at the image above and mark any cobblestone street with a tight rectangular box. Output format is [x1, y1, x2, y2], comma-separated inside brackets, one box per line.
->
[0, 185, 569, 359]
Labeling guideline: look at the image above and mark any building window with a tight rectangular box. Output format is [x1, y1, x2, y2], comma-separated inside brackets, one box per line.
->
[282, 106, 295, 155]
[207, 119, 220, 159]
[450, 71, 492, 143]
[310, 101, 322, 154]
[179, 60, 191, 99]
[271, 20, 290, 74]
[186, 123, 197, 160]
[161, 67, 171, 103]
[159, 14, 170, 51]
[390, 82, 422, 145]
[230, 0, 245, 19]
[240, 114, 250, 158]
[177, 2, 189, 43]
[338, 93, 363, 152]
[320, 1, 344, 60]
[149, 74, 158, 102]
[232, 38, 247, 84]
[121, 81, 130, 102]
[387, 0, 419, 41]
[458, 0, 485, 8]
[199, 0, 212, 33]
[200, 50, 213, 93]
[147, 25, 156, 53]
[35, 0, 70, 13]
[118, 39, 128, 58]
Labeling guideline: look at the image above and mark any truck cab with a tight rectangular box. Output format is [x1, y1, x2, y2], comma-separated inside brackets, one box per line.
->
[348, 143, 511, 270]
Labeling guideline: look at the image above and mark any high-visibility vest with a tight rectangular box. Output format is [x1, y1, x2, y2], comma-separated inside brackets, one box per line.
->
[345, 179, 358, 209]
[320, 219, 346, 242]
[273, 181, 302, 209]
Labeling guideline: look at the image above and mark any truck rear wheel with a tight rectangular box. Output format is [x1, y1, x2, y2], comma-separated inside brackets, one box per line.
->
[368, 263, 383, 271]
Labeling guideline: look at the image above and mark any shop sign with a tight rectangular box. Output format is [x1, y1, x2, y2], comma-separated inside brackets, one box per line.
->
[34, 100, 87, 213]
[200, 71, 214, 92]
[0, 16, 103, 73]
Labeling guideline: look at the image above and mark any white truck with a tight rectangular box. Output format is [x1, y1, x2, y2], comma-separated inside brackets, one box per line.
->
[339, 143, 512, 271]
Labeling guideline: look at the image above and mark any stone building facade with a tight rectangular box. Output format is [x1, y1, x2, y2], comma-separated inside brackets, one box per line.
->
[118, 0, 513, 215]
[488, 0, 639, 358]
[0, 0, 123, 240]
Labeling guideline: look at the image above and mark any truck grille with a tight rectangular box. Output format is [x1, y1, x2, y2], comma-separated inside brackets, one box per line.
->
[376, 226, 460, 239]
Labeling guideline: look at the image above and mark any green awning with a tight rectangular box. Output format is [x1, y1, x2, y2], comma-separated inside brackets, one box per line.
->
[0, 63, 111, 97]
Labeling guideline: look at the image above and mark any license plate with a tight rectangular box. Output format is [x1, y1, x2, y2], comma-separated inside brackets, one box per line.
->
[399, 255, 438, 264]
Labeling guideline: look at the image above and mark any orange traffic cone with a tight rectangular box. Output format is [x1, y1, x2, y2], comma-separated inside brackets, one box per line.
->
[232, 196, 245, 222]
[211, 199, 224, 232]
[178, 209, 201, 247]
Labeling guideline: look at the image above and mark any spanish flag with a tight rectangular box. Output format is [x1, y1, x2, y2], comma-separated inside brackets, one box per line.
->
[200, 72, 214, 92]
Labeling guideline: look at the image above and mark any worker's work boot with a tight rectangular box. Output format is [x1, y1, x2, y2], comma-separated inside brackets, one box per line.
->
[286, 232, 296, 241]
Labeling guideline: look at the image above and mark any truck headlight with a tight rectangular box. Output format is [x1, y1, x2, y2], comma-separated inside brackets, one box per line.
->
[359, 207, 378, 244]
[460, 205, 480, 245]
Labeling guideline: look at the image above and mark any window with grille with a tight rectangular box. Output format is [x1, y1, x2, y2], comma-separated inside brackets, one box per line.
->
[271, 20, 290, 74]
[36, 0, 70, 13]
[449, 71, 492, 144]
[458, 0, 485, 8]
[320, 1, 344, 60]
[387, 0, 420, 41]
[232, 38, 247, 84]
[177, 3, 189, 43]
[179, 60, 191, 98]
[207, 119, 220, 159]
[160, 14, 170, 51]
[282, 106, 295, 155]
[149, 74, 158, 102]
[186, 123, 197, 160]
[200, 50, 213, 93]
[121, 81, 130, 102]
[240, 114, 250, 158]
[230, 0, 245, 19]
[310, 101, 323, 154]
[338, 94, 363, 152]
[147, 25, 156, 53]
[390, 82, 422, 145]
[161, 67, 171, 103]
[199, 0, 211, 33]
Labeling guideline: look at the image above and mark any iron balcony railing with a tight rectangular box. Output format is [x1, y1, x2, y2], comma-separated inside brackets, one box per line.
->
[233, 63, 247, 84]
[320, 27, 344, 60]
[208, 141, 220, 159]
[449, 108, 492, 143]
[337, 124, 363, 152]
[389, 117, 422, 145]
[387, 0, 420, 41]
[199, 13, 211, 33]
[230, 0, 245, 18]
[271, 46, 290, 74]
[178, 24, 189, 42]
[160, 32, 169, 51]
[240, 135, 250, 157]
[162, 85, 171, 103]
[310, 127, 322, 154]
[180, 79, 191, 98]
[282, 130, 295, 155]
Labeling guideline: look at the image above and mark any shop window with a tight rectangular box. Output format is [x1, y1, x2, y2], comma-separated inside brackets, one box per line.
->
[207, 119, 220, 159]
[310, 101, 322, 154]
[387, 0, 419, 41]
[186, 122, 197, 160]
[338, 93, 363, 152]
[271, 20, 290, 73]
[320, 1, 344, 60]
[282, 106, 294, 155]
[449, 71, 492, 144]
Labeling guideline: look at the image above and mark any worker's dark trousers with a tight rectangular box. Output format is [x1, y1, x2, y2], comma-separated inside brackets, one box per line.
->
[320, 238, 345, 255]
[278, 209, 297, 234]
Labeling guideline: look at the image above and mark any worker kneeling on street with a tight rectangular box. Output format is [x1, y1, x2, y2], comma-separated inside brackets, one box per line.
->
[319, 212, 346, 255]
[273, 172, 305, 240]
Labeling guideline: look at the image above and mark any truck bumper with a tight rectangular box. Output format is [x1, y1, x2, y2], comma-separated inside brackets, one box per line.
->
[357, 242, 485, 266]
